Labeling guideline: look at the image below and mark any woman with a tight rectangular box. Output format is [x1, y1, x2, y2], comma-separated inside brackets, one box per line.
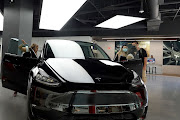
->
[18, 39, 39, 56]
[115, 45, 128, 62]
[14, 40, 39, 97]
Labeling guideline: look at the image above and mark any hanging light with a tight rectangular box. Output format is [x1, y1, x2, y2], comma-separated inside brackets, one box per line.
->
[139, 0, 144, 13]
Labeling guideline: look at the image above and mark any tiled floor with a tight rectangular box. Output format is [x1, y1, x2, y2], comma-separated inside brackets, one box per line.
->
[0, 83, 27, 120]
[0, 74, 180, 120]
[146, 75, 180, 120]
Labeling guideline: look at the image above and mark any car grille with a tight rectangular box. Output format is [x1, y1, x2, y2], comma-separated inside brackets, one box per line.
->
[32, 106, 137, 120]
[70, 114, 136, 120]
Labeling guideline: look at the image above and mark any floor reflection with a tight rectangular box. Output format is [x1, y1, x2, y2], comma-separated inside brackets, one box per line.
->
[146, 74, 180, 120]
[0, 75, 180, 120]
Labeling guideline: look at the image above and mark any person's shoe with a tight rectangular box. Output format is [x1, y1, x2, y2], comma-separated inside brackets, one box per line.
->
[13, 92, 17, 97]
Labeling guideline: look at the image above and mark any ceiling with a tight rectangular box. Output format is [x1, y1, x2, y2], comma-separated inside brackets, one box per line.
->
[1, 0, 180, 37]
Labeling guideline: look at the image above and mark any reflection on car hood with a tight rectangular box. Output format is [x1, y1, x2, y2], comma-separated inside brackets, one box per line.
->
[46, 58, 133, 84]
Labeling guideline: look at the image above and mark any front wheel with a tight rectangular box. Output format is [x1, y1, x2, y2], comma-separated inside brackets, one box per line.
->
[27, 77, 34, 120]
[142, 106, 148, 119]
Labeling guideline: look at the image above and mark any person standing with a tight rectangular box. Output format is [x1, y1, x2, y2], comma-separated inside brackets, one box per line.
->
[18, 39, 39, 56]
[132, 41, 147, 83]
[14, 39, 39, 97]
[115, 45, 128, 62]
[151, 55, 155, 63]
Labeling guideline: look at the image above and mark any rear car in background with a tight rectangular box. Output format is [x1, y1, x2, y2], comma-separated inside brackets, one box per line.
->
[1, 40, 148, 120]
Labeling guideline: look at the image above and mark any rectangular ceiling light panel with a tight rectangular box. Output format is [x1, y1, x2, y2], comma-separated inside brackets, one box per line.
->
[0, 13, 4, 31]
[96, 15, 145, 29]
[40, 0, 86, 31]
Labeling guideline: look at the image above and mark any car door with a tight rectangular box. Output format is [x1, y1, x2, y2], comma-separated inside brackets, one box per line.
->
[120, 59, 143, 77]
[1, 53, 39, 94]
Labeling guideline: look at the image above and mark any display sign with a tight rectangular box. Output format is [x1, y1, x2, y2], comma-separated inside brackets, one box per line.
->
[163, 41, 180, 65]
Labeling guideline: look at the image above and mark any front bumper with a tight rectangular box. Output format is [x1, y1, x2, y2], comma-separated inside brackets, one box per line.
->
[28, 80, 147, 120]
[31, 107, 144, 120]
[28, 76, 146, 120]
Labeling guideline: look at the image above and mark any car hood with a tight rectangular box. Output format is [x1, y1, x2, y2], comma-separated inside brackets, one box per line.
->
[45, 58, 133, 84]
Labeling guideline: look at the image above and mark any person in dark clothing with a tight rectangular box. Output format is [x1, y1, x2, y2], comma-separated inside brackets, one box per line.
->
[132, 41, 147, 83]
[13, 39, 39, 97]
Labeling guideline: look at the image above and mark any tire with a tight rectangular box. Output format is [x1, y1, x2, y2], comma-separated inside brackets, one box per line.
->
[142, 106, 148, 119]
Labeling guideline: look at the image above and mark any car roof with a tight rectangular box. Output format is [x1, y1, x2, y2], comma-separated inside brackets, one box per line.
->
[46, 39, 93, 44]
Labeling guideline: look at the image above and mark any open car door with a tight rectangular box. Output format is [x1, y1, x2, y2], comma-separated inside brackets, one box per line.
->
[1, 53, 39, 94]
[120, 59, 143, 77]
[114, 55, 143, 77]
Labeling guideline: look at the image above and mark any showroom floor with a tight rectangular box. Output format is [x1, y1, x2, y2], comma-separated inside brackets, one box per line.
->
[0, 75, 180, 120]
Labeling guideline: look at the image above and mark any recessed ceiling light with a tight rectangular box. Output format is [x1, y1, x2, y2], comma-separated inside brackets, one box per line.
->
[0, 12, 4, 31]
[39, 0, 86, 31]
[96, 15, 145, 29]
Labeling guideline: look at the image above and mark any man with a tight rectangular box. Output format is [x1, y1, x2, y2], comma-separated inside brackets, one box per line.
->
[151, 55, 155, 63]
[132, 41, 147, 83]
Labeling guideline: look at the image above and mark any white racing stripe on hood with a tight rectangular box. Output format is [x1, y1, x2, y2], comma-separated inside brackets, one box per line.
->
[46, 58, 95, 83]
[100, 60, 122, 66]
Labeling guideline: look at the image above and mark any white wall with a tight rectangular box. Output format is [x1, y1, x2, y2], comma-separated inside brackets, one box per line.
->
[162, 66, 180, 76]
[150, 41, 163, 65]
[96, 41, 115, 60]
[149, 41, 163, 74]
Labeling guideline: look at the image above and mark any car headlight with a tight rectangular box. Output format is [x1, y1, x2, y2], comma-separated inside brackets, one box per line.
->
[35, 68, 60, 87]
[131, 70, 144, 86]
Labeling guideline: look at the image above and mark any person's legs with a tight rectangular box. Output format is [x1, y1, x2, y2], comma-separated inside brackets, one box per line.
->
[14, 91, 17, 97]
[142, 69, 147, 83]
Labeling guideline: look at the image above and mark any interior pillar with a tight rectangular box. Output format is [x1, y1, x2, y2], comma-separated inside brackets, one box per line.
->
[2, 0, 33, 57]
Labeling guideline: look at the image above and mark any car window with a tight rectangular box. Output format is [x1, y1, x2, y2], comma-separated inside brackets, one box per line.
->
[44, 44, 55, 58]
[76, 42, 110, 60]
[44, 40, 85, 59]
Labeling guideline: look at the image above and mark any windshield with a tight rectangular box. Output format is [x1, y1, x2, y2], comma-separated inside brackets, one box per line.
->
[76, 41, 110, 60]
[44, 40, 110, 60]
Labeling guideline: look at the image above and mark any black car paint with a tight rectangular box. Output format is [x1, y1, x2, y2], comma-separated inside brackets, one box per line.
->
[1, 41, 148, 120]
[120, 59, 143, 78]
[31, 59, 147, 120]
[74, 59, 134, 83]
[2, 53, 38, 94]
[29, 58, 134, 93]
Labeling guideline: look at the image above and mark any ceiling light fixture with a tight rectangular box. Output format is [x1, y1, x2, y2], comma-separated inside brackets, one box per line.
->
[0, 12, 3, 31]
[95, 15, 145, 29]
[39, 0, 87, 31]
[106, 40, 177, 42]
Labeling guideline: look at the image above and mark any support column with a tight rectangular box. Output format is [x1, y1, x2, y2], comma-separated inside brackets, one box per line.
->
[2, 0, 33, 57]
[147, 0, 163, 31]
